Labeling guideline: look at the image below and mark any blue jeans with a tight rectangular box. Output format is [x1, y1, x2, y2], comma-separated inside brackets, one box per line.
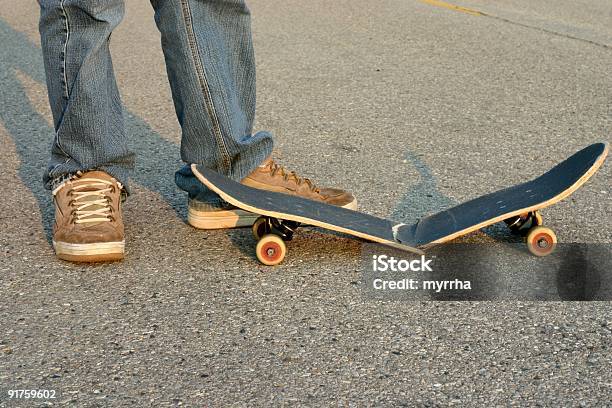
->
[38, 0, 273, 203]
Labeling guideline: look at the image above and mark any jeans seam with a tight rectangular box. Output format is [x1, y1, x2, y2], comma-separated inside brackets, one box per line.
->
[59, 0, 70, 101]
[179, 0, 232, 174]
[56, 0, 70, 158]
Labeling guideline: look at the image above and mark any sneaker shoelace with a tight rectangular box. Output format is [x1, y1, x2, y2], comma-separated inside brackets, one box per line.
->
[266, 160, 320, 193]
[65, 178, 116, 224]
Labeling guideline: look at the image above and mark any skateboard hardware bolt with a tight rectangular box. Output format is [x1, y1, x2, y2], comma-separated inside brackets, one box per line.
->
[253, 216, 299, 242]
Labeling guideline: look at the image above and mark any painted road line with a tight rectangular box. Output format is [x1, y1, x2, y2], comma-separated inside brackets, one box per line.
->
[419, 0, 484, 16]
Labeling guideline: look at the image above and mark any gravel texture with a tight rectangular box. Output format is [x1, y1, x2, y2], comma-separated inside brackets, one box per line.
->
[0, 0, 610, 406]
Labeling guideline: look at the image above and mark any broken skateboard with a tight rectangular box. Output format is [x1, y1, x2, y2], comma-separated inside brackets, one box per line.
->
[192, 142, 608, 265]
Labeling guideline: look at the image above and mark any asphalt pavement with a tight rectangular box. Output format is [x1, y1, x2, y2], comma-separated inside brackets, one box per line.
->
[0, 0, 610, 406]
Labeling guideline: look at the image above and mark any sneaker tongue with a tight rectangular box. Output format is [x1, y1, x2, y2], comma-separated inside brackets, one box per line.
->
[79, 197, 109, 225]
[258, 157, 274, 168]
[79, 170, 115, 181]
[78, 194, 105, 207]
[72, 171, 116, 191]
[71, 172, 114, 222]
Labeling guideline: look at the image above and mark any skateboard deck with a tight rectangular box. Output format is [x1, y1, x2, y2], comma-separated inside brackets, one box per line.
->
[192, 142, 607, 265]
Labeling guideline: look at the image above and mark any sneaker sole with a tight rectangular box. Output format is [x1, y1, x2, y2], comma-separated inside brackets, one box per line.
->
[188, 197, 358, 230]
[188, 207, 259, 230]
[53, 240, 125, 263]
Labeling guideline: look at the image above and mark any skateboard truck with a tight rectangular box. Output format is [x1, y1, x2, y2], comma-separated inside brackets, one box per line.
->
[504, 211, 543, 233]
[252, 216, 300, 241]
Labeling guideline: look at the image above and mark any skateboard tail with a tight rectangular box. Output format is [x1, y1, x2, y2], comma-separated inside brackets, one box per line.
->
[191, 164, 425, 255]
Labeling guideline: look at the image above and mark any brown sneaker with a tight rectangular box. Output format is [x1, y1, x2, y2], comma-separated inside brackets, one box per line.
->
[52, 171, 125, 262]
[188, 158, 357, 230]
[242, 158, 357, 208]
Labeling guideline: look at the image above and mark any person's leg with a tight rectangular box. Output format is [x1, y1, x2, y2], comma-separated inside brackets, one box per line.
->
[39, 0, 134, 190]
[149, 0, 273, 204]
[150, 0, 355, 229]
[38, 0, 132, 261]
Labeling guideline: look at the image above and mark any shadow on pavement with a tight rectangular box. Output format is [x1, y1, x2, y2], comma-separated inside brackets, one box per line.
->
[390, 150, 455, 222]
[391, 150, 518, 243]
[0, 18, 185, 243]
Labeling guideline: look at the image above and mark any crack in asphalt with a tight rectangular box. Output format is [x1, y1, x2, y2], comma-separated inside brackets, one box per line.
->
[483, 13, 612, 51]
[419, 0, 611, 51]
